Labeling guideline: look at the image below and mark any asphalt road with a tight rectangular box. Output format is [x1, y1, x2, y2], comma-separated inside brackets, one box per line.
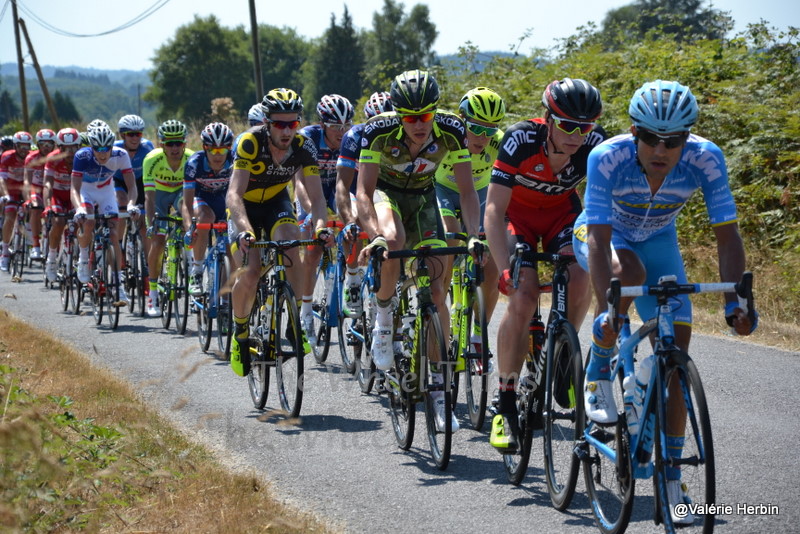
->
[2, 267, 798, 533]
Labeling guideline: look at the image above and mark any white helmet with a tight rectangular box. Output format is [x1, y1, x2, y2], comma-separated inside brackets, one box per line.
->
[87, 125, 116, 149]
[248, 104, 265, 126]
[87, 119, 110, 132]
[118, 114, 145, 133]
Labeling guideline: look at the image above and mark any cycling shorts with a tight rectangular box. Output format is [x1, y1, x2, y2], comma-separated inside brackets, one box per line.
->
[435, 182, 487, 233]
[507, 193, 581, 258]
[229, 188, 296, 241]
[194, 189, 227, 223]
[152, 190, 183, 235]
[115, 176, 145, 208]
[374, 187, 443, 250]
[79, 182, 117, 217]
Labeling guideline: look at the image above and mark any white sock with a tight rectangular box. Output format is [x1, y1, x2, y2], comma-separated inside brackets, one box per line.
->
[79, 247, 89, 262]
[48, 248, 58, 261]
[376, 300, 393, 326]
[301, 297, 312, 315]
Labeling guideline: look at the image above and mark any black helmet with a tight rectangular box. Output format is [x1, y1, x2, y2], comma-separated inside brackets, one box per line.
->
[542, 78, 602, 121]
[261, 88, 303, 117]
[390, 69, 439, 114]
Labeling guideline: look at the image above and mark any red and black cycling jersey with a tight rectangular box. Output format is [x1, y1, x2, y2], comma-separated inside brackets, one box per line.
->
[490, 118, 607, 210]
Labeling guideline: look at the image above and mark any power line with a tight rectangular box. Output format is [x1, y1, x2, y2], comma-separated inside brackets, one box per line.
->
[15, 0, 172, 38]
[0, 0, 10, 24]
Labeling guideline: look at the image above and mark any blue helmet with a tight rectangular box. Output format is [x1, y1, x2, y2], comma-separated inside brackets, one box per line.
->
[628, 80, 698, 133]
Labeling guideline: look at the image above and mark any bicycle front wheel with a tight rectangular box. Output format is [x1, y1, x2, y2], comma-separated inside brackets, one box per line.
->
[311, 259, 333, 364]
[59, 244, 73, 312]
[247, 286, 270, 409]
[543, 321, 584, 510]
[91, 250, 104, 325]
[70, 245, 82, 316]
[10, 227, 25, 279]
[196, 286, 212, 353]
[354, 289, 376, 393]
[464, 285, 489, 430]
[174, 253, 189, 335]
[216, 255, 233, 357]
[104, 245, 120, 330]
[275, 284, 304, 418]
[504, 382, 536, 485]
[422, 308, 452, 471]
[653, 350, 715, 533]
[160, 248, 173, 329]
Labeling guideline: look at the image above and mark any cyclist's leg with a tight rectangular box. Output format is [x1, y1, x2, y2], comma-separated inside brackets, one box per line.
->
[190, 197, 218, 292]
[29, 188, 45, 256]
[435, 183, 461, 292]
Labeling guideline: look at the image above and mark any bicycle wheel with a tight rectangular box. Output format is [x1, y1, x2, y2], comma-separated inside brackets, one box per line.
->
[355, 289, 376, 393]
[70, 244, 82, 316]
[422, 308, 452, 470]
[172, 253, 189, 335]
[464, 285, 489, 430]
[543, 321, 584, 510]
[504, 380, 536, 485]
[582, 366, 634, 534]
[58, 243, 72, 311]
[653, 350, 715, 533]
[247, 286, 271, 409]
[10, 227, 25, 279]
[124, 231, 141, 315]
[196, 256, 212, 351]
[160, 248, 173, 329]
[310, 257, 333, 364]
[336, 258, 359, 374]
[216, 255, 233, 356]
[135, 235, 147, 317]
[275, 284, 304, 418]
[104, 244, 120, 330]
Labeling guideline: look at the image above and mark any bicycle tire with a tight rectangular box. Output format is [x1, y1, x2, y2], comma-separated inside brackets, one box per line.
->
[196, 267, 212, 351]
[543, 321, 584, 511]
[311, 257, 333, 364]
[355, 290, 376, 393]
[653, 350, 715, 533]
[70, 244, 82, 316]
[59, 242, 72, 312]
[504, 381, 536, 485]
[275, 283, 304, 417]
[216, 255, 233, 357]
[135, 234, 147, 317]
[422, 308, 453, 470]
[582, 363, 635, 534]
[104, 244, 120, 330]
[247, 285, 271, 409]
[160, 247, 173, 329]
[336, 257, 359, 374]
[90, 247, 104, 325]
[10, 226, 25, 279]
[174, 253, 189, 335]
[464, 285, 489, 431]
[124, 230, 140, 315]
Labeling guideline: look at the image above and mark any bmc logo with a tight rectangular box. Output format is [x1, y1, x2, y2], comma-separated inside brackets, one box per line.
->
[502, 129, 538, 156]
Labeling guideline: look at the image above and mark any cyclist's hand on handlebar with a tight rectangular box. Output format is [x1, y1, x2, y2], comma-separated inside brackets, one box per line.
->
[126, 202, 140, 217]
[343, 222, 360, 242]
[183, 231, 194, 248]
[592, 312, 617, 347]
[498, 269, 513, 296]
[236, 230, 255, 252]
[725, 302, 759, 336]
[359, 234, 387, 265]
[74, 207, 87, 223]
[467, 234, 487, 266]
[314, 226, 334, 248]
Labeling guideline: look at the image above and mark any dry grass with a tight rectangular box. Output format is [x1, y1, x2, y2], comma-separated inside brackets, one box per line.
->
[0, 311, 339, 533]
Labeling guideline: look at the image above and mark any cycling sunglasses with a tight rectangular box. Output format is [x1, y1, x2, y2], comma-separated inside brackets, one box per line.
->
[324, 122, 353, 131]
[164, 140, 185, 147]
[552, 115, 596, 136]
[399, 112, 435, 124]
[636, 129, 689, 149]
[204, 145, 230, 155]
[124, 131, 143, 137]
[93, 145, 113, 153]
[268, 119, 301, 130]
[466, 120, 499, 137]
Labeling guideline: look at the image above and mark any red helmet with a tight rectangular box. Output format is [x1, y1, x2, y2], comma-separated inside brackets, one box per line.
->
[36, 129, 57, 143]
[56, 128, 81, 146]
[12, 131, 33, 145]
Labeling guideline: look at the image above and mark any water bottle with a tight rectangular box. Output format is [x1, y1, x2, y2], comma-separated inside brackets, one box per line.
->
[401, 314, 415, 351]
[633, 354, 656, 464]
[528, 318, 545, 357]
[622, 374, 640, 436]
[634, 355, 655, 416]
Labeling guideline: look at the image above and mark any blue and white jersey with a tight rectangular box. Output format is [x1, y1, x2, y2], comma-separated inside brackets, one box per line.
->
[113, 138, 155, 181]
[183, 150, 234, 195]
[336, 123, 364, 195]
[72, 146, 132, 189]
[583, 133, 738, 242]
[298, 124, 339, 201]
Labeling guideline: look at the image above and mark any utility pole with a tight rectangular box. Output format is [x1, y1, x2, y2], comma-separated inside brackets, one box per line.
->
[11, 0, 29, 130]
[249, 0, 264, 101]
[19, 18, 60, 130]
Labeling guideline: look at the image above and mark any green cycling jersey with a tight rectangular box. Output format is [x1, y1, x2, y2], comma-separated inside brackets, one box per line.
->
[143, 147, 195, 194]
[435, 129, 503, 192]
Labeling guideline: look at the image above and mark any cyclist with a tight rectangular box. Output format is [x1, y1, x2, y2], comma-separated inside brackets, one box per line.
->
[247, 103, 266, 127]
[335, 90, 393, 316]
[484, 78, 606, 452]
[183, 122, 234, 295]
[23, 129, 58, 260]
[357, 69, 481, 433]
[0, 131, 33, 272]
[114, 114, 155, 211]
[295, 94, 354, 341]
[43, 128, 81, 282]
[0, 136, 13, 153]
[573, 80, 757, 524]
[435, 87, 505, 363]
[226, 88, 332, 377]
[71, 125, 138, 304]
[87, 119, 110, 132]
[143, 120, 194, 317]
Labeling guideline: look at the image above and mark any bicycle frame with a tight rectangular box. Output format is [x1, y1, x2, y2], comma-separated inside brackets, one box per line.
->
[193, 222, 229, 319]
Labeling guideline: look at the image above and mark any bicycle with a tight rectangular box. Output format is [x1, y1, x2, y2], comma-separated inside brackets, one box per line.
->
[246, 236, 320, 417]
[47, 210, 76, 310]
[192, 221, 232, 355]
[79, 212, 129, 330]
[308, 220, 343, 365]
[122, 211, 147, 317]
[31, 206, 49, 283]
[576, 272, 755, 534]
[8, 202, 28, 281]
[445, 232, 489, 431]
[372, 241, 465, 471]
[496, 244, 585, 511]
[154, 214, 190, 335]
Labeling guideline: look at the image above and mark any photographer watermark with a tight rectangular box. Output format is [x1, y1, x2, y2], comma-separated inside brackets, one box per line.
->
[673, 502, 780, 519]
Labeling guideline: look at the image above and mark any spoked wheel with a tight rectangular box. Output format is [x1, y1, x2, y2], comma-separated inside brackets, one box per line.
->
[125, 232, 143, 315]
[196, 291, 212, 352]
[653, 351, 715, 533]
[247, 288, 271, 409]
[160, 249, 173, 329]
[275, 285, 304, 418]
[70, 245, 82, 316]
[387, 359, 415, 450]
[216, 256, 233, 357]
[543, 322, 584, 510]
[58, 250, 72, 311]
[104, 245, 121, 330]
[582, 366, 634, 534]
[503, 379, 536, 485]
[174, 255, 189, 335]
[10, 230, 26, 280]
[355, 292, 376, 393]
[310, 260, 333, 364]
[464, 285, 489, 431]
[421, 309, 452, 471]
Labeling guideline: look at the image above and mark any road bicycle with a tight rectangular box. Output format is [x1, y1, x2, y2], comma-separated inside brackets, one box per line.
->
[576, 272, 755, 534]
[78, 213, 129, 330]
[192, 221, 232, 355]
[8, 201, 29, 280]
[372, 241, 465, 470]
[246, 236, 319, 417]
[497, 244, 584, 512]
[32, 206, 50, 284]
[122, 210, 147, 316]
[154, 214, 190, 335]
[307, 220, 342, 365]
[52, 211, 78, 312]
[445, 232, 489, 431]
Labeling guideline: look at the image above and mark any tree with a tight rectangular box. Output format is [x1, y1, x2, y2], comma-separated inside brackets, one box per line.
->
[257, 25, 312, 103]
[303, 7, 364, 109]
[53, 91, 81, 124]
[361, 0, 438, 89]
[0, 90, 20, 128]
[145, 15, 253, 121]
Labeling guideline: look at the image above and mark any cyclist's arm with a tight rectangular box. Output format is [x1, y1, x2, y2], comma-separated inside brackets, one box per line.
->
[586, 223, 614, 313]
[355, 161, 380, 240]
[122, 168, 137, 206]
[225, 167, 253, 236]
[23, 166, 33, 203]
[453, 160, 480, 237]
[484, 183, 511, 273]
[335, 165, 356, 226]
[294, 168, 312, 214]
[301, 170, 328, 235]
[713, 221, 753, 334]
[70, 172, 83, 211]
[182, 183, 195, 224]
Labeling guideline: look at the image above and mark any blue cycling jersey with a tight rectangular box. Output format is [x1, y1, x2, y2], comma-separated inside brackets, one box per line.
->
[72, 146, 132, 187]
[298, 124, 339, 202]
[113, 138, 154, 181]
[583, 133, 738, 242]
[183, 150, 233, 194]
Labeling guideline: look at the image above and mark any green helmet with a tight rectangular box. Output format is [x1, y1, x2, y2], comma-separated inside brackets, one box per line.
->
[459, 87, 506, 123]
[390, 69, 439, 114]
[157, 119, 187, 141]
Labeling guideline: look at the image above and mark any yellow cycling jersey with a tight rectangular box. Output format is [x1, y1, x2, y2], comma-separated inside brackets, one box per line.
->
[434, 128, 503, 192]
[233, 125, 319, 204]
[142, 147, 195, 194]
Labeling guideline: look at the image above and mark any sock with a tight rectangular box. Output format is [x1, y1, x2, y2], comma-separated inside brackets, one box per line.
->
[1, 242, 8, 255]
[149, 280, 158, 295]
[79, 246, 89, 262]
[301, 296, 312, 316]
[117, 270, 124, 284]
[48, 248, 58, 261]
[233, 315, 249, 340]
[345, 268, 360, 287]
[376, 297, 393, 326]
[666, 434, 685, 480]
[498, 377, 517, 415]
[586, 338, 615, 381]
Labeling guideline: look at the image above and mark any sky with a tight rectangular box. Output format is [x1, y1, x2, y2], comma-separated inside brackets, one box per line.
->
[0, 0, 798, 72]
